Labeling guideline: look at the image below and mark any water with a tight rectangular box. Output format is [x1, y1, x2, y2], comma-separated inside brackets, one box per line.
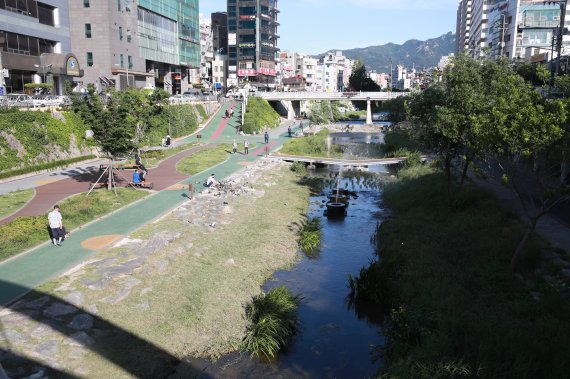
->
[178, 169, 388, 378]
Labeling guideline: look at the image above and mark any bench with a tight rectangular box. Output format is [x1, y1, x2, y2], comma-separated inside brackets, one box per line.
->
[128, 181, 154, 190]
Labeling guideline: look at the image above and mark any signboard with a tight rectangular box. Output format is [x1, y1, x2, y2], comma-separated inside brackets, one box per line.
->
[215, 82, 222, 89]
[66, 56, 80, 76]
[238, 69, 257, 77]
[258, 67, 277, 76]
[0, 86, 5, 96]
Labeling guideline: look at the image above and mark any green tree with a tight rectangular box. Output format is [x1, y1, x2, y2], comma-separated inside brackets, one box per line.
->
[348, 60, 380, 92]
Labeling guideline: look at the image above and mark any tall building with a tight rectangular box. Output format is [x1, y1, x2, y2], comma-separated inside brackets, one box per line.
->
[0, 0, 82, 95]
[227, 0, 280, 90]
[457, 0, 570, 63]
[69, 0, 200, 93]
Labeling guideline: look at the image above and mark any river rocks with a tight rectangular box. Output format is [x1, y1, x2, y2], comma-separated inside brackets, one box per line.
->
[34, 340, 59, 357]
[63, 292, 85, 308]
[16, 296, 51, 310]
[68, 331, 94, 347]
[67, 314, 94, 330]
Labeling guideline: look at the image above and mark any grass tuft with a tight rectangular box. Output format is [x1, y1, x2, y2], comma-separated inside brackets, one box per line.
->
[299, 217, 321, 258]
[241, 286, 301, 360]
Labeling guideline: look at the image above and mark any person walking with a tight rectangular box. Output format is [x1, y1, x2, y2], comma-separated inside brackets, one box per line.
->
[48, 205, 64, 246]
[244, 140, 249, 155]
[232, 139, 238, 154]
[264, 130, 269, 144]
[288, 125, 292, 137]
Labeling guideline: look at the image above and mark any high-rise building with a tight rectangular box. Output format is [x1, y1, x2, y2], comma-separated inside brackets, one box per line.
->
[69, 0, 200, 93]
[457, 0, 570, 64]
[0, 0, 82, 95]
[227, 0, 279, 90]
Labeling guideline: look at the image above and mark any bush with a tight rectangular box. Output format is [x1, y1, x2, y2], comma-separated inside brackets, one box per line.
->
[142, 105, 199, 147]
[280, 129, 343, 158]
[289, 162, 308, 177]
[241, 286, 301, 360]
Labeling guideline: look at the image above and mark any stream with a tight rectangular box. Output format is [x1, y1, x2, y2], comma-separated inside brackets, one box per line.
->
[180, 166, 390, 378]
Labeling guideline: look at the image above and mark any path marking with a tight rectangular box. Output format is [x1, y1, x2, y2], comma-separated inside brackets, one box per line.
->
[81, 234, 125, 251]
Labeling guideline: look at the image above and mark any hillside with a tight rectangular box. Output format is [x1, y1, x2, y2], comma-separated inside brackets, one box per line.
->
[330, 32, 456, 73]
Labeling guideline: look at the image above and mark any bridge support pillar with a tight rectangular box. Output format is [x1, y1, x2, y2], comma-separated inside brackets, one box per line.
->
[366, 98, 373, 125]
[286, 100, 297, 120]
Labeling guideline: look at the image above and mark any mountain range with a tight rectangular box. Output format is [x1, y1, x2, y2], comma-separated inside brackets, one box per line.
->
[324, 32, 456, 73]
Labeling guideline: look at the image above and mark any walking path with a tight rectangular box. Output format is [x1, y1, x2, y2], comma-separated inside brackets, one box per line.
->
[0, 102, 300, 305]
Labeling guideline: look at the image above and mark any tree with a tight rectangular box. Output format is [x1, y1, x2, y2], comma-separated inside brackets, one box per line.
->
[348, 60, 380, 92]
[407, 54, 486, 204]
[478, 60, 568, 273]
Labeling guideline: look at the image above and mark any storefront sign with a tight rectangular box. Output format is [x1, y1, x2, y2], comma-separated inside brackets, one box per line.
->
[258, 67, 277, 76]
[66, 56, 80, 76]
[238, 69, 257, 76]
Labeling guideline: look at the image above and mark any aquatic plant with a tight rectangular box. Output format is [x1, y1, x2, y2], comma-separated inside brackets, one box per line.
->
[241, 286, 301, 360]
[290, 161, 308, 177]
[299, 217, 321, 257]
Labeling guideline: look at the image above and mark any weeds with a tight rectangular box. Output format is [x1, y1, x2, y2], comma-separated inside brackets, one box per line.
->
[241, 286, 301, 360]
[298, 217, 321, 258]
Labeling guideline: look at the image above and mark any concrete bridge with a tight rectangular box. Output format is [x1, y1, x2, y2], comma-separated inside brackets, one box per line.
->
[256, 91, 410, 122]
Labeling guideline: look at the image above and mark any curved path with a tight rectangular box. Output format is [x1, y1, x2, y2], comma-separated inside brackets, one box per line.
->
[0, 102, 297, 305]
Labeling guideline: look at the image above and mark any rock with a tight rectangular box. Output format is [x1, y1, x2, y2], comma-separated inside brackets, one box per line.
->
[101, 288, 131, 305]
[226, 258, 236, 265]
[122, 278, 142, 290]
[43, 303, 78, 318]
[84, 277, 111, 291]
[1, 312, 32, 328]
[16, 296, 51, 310]
[68, 314, 94, 330]
[222, 206, 232, 214]
[136, 300, 150, 310]
[34, 340, 59, 357]
[153, 259, 169, 271]
[89, 258, 118, 268]
[63, 291, 85, 307]
[30, 324, 56, 340]
[4, 329, 27, 345]
[140, 287, 153, 296]
[86, 304, 98, 315]
[69, 331, 94, 347]
[23, 369, 46, 379]
[193, 252, 203, 258]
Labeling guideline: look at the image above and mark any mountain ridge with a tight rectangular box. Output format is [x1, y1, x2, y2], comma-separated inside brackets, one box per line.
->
[319, 32, 456, 73]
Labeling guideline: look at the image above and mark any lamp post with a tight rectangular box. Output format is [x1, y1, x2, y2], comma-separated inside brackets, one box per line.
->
[114, 63, 129, 89]
[33, 64, 52, 93]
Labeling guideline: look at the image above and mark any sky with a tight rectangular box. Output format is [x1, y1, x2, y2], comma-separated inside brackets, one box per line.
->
[199, 0, 458, 55]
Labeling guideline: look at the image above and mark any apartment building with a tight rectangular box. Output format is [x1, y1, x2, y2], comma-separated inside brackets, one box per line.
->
[227, 0, 279, 90]
[318, 51, 353, 92]
[457, 0, 570, 63]
[69, 0, 200, 93]
[0, 0, 82, 94]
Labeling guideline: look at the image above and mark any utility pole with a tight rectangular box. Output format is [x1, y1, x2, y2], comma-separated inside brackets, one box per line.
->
[555, 0, 568, 77]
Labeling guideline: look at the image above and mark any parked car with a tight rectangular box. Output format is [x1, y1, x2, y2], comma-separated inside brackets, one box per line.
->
[31, 95, 64, 107]
[183, 89, 202, 98]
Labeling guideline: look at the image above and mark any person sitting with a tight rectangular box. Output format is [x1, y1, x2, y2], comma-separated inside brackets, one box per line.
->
[205, 173, 220, 188]
[135, 155, 148, 174]
[133, 169, 142, 185]
[165, 135, 171, 147]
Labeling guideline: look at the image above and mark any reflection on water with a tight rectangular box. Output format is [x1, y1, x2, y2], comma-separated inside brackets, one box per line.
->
[177, 169, 388, 378]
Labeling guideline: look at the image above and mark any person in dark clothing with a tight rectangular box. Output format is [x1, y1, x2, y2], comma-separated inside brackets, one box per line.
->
[288, 125, 292, 137]
[135, 155, 148, 174]
[264, 131, 269, 144]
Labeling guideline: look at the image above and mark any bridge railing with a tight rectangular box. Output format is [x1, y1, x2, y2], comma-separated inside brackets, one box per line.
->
[256, 91, 408, 101]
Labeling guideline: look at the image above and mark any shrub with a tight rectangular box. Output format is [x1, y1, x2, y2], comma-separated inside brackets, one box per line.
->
[289, 162, 308, 177]
[241, 286, 301, 360]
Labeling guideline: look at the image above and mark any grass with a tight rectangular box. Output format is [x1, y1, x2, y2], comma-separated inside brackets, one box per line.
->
[241, 286, 301, 360]
[116, 142, 199, 169]
[280, 129, 344, 158]
[52, 164, 311, 377]
[352, 165, 570, 379]
[176, 144, 231, 175]
[0, 189, 34, 219]
[0, 188, 148, 262]
[299, 217, 321, 258]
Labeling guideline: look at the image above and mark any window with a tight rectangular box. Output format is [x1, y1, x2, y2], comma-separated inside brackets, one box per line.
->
[120, 54, 124, 68]
[84, 0, 89, 7]
[119, 26, 123, 40]
[127, 29, 131, 42]
[128, 55, 132, 69]
[85, 24, 92, 38]
[86, 52, 93, 67]
[117, 0, 121, 11]
[37, 3, 54, 26]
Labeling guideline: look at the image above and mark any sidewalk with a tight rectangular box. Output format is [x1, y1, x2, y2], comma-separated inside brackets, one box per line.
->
[0, 104, 297, 305]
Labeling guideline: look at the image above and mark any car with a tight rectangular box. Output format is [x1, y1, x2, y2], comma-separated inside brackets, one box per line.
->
[168, 94, 185, 104]
[31, 95, 63, 107]
[183, 89, 202, 98]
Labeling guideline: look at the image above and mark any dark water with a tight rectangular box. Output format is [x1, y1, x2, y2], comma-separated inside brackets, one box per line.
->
[177, 169, 388, 379]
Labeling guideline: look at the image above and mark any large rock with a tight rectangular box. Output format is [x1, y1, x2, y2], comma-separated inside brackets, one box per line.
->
[43, 303, 78, 318]
[67, 314, 94, 330]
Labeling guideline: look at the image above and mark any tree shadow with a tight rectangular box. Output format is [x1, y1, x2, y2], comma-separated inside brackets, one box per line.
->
[0, 280, 210, 379]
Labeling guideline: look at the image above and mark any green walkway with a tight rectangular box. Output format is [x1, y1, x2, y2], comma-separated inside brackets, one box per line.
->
[0, 103, 298, 305]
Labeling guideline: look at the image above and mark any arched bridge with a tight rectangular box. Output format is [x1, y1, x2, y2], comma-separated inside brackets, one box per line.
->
[255, 91, 410, 122]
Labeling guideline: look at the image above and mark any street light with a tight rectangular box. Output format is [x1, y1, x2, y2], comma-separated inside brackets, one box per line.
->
[33, 64, 52, 85]
[114, 63, 129, 89]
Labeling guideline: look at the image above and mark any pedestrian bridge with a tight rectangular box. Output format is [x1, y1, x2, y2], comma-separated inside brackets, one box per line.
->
[257, 91, 408, 102]
[271, 154, 407, 166]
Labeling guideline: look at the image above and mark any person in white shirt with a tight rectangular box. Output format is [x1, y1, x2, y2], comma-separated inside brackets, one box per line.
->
[206, 173, 220, 188]
[48, 205, 64, 246]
